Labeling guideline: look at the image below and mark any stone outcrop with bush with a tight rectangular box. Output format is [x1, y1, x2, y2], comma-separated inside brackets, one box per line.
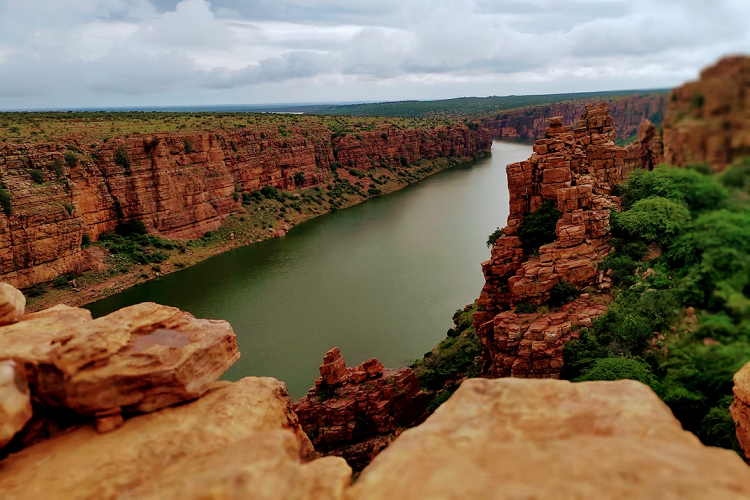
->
[292, 347, 429, 470]
[473, 103, 628, 378]
[0, 121, 490, 290]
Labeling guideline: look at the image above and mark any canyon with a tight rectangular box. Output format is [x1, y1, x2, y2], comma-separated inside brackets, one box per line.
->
[1, 283, 749, 499]
[0, 120, 491, 290]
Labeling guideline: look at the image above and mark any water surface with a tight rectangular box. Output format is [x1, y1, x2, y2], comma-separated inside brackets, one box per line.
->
[86, 141, 532, 398]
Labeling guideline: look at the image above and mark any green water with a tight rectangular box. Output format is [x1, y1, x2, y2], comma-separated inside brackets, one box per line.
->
[86, 141, 532, 399]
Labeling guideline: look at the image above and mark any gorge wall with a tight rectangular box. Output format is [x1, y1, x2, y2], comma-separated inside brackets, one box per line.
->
[473, 103, 627, 379]
[482, 92, 667, 141]
[0, 122, 491, 289]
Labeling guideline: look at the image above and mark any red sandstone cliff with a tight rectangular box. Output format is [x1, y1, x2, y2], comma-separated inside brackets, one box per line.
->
[473, 104, 629, 378]
[661, 56, 750, 169]
[482, 93, 667, 140]
[292, 348, 428, 470]
[0, 122, 490, 289]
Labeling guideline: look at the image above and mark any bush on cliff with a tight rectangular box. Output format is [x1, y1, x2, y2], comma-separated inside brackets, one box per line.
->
[564, 161, 750, 454]
[548, 281, 580, 308]
[114, 146, 131, 171]
[516, 201, 561, 252]
[0, 185, 11, 216]
[486, 227, 504, 248]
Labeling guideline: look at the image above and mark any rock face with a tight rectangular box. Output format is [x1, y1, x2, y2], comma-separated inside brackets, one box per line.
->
[0, 123, 491, 290]
[661, 56, 750, 170]
[0, 377, 351, 499]
[0, 282, 25, 326]
[474, 104, 627, 378]
[483, 92, 667, 140]
[0, 300, 239, 430]
[293, 348, 429, 469]
[348, 378, 750, 500]
[0, 360, 32, 449]
[625, 118, 665, 173]
[731, 361, 750, 462]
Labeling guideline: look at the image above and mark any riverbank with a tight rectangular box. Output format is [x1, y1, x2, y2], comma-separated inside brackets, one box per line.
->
[26, 152, 488, 312]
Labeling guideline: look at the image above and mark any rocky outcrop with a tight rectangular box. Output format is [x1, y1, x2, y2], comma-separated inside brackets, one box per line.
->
[473, 104, 626, 378]
[0, 300, 239, 432]
[731, 361, 750, 462]
[0, 360, 32, 449]
[0, 377, 350, 499]
[0, 122, 491, 289]
[0, 282, 24, 325]
[348, 377, 750, 499]
[293, 348, 429, 469]
[661, 56, 750, 170]
[483, 92, 667, 140]
[625, 118, 665, 173]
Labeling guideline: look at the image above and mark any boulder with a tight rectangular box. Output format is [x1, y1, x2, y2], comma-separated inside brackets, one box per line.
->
[0, 283, 25, 326]
[730, 361, 750, 461]
[0, 360, 32, 449]
[0, 377, 340, 499]
[0, 302, 239, 428]
[349, 378, 750, 499]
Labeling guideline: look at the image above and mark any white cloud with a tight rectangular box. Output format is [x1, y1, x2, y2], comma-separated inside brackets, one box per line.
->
[0, 0, 747, 108]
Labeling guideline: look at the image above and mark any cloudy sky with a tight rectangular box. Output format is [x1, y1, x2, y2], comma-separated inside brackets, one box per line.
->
[0, 0, 747, 109]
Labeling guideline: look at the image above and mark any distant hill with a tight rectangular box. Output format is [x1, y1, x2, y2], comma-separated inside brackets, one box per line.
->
[305, 89, 671, 119]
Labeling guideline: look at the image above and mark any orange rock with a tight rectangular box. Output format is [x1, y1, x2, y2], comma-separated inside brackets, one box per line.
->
[0, 299, 239, 428]
[0, 360, 32, 450]
[0, 282, 24, 326]
[730, 361, 750, 461]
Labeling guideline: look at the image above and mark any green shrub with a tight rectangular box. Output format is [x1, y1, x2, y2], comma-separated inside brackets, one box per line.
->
[720, 157, 750, 191]
[47, 158, 64, 178]
[0, 186, 11, 216]
[115, 219, 147, 237]
[574, 356, 659, 391]
[548, 280, 579, 307]
[486, 227, 503, 248]
[26, 284, 47, 298]
[30, 169, 45, 184]
[64, 151, 77, 166]
[426, 390, 455, 413]
[516, 201, 561, 252]
[601, 253, 640, 286]
[184, 139, 193, 153]
[114, 146, 131, 170]
[611, 197, 689, 244]
[622, 167, 726, 212]
[81, 234, 91, 246]
[514, 302, 537, 314]
[367, 187, 382, 196]
[293, 172, 305, 186]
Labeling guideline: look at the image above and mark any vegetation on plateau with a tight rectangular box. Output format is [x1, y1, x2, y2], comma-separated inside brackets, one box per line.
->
[563, 159, 750, 455]
[411, 305, 482, 413]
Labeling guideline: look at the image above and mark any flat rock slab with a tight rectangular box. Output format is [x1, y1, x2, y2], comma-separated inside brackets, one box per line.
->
[0, 377, 341, 499]
[349, 378, 750, 500]
[0, 302, 239, 419]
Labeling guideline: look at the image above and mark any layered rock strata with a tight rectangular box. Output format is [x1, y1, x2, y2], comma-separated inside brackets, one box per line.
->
[731, 361, 750, 462]
[0, 122, 491, 289]
[473, 104, 627, 378]
[348, 378, 750, 499]
[293, 348, 429, 469]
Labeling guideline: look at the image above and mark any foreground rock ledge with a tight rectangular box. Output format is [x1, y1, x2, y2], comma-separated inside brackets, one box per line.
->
[0, 377, 349, 499]
[348, 378, 750, 500]
[0, 301, 240, 429]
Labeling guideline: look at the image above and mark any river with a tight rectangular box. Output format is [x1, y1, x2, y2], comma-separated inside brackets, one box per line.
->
[86, 140, 533, 399]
